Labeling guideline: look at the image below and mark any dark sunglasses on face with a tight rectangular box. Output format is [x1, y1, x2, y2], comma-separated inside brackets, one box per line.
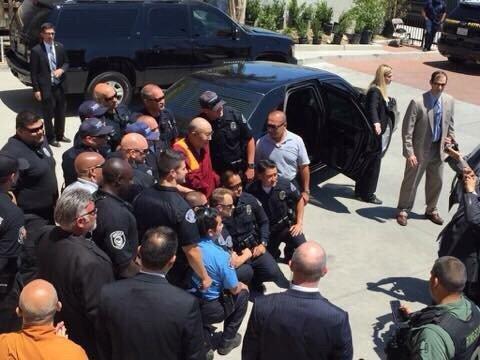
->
[23, 124, 44, 134]
[105, 93, 119, 101]
[227, 183, 242, 191]
[219, 203, 234, 210]
[267, 122, 285, 130]
[129, 148, 149, 155]
[147, 96, 165, 103]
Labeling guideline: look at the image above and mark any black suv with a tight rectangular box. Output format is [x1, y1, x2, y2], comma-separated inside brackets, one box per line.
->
[438, 1, 480, 63]
[6, 0, 296, 104]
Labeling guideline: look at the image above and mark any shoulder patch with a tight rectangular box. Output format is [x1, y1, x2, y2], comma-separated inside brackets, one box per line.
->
[241, 115, 247, 124]
[42, 147, 51, 157]
[290, 182, 297, 192]
[18, 226, 26, 244]
[0, 216, 3, 226]
[185, 209, 196, 223]
[110, 231, 126, 250]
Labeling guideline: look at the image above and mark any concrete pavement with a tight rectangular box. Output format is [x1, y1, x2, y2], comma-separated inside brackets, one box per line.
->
[0, 50, 479, 359]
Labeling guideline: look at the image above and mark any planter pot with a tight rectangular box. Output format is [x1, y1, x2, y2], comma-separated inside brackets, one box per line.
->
[382, 20, 394, 38]
[332, 33, 343, 45]
[298, 36, 308, 44]
[350, 32, 361, 44]
[360, 29, 373, 44]
[312, 36, 322, 45]
[323, 22, 334, 36]
[332, 22, 340, 34]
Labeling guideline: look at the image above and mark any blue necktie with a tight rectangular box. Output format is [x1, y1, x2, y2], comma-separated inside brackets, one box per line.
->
[433, 98, 442, 142]
[48, 45, 60, 85]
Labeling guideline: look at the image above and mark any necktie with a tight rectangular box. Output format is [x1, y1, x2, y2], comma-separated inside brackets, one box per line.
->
[433, 98, 442, 142]
[49, 45, 60, 85]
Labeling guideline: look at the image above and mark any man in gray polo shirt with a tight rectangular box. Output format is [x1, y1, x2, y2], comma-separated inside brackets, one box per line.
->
[255, 110, 310, 203]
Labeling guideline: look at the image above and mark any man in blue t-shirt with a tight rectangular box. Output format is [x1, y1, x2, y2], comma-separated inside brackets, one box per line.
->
[191, 207, 249, 357]
[422, 0, 446, 51]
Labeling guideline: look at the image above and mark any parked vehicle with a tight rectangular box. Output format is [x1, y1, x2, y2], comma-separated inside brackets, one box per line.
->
[438, 0, 480, 63]
[165, 61, 398, 182]
[6, 0, 296, 104]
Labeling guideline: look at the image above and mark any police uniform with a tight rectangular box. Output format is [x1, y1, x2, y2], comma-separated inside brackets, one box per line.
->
[246, 178, 306, 261]
[93, 189, 138, 278]
[133, 185, 200, 287]
[223, 192, 289, 289]
[62, 143, 106, 186]
[200, 105, 253, 174]
[100, 104, 134, 150]
[0, 191, 26, 333]
[141, 107, 178, 151]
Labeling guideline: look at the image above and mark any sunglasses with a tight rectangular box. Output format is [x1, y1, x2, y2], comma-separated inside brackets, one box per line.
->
[129, 148, 149, 155]
[218, 203, 234, 210]
[76, 207, 97, 220]
[147, 96, 165, 103]
[227, 182, 242, 191]
[23, 124, 44, 134]
[266, 122, 285, 130]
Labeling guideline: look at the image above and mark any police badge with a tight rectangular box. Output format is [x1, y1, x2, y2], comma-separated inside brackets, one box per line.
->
[245, 204, 252, 215]
[279, 191, 286, 200]
[110, 231, 126, 250]
[230, 121, 237, 131]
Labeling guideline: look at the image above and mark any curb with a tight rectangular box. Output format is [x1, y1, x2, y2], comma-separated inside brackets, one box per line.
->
[294, 43, 382, 52]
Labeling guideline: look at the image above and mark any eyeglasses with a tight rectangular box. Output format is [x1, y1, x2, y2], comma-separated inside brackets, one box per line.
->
[433, 82, 447, 86]
[218, 203, 234, 210]
[227, 182, 242, 191]
[76, 207, 97, 220]
[128, 148, 149, 155]
[43, 31, 55, 36]
[266, 122, 285, 130]
[147, 96, 165, 103]
[23, 124, 44, 134]
[104, 93, 119, 102]
[88, 164, 104, 170]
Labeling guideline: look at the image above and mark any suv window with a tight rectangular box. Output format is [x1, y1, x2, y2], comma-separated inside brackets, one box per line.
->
[148, 6, 189, 37]
[192, 7, 232, 37]
[57, 8, 139, 38]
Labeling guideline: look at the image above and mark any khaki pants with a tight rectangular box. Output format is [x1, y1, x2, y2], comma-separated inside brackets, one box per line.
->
[397, 142, 444, 213]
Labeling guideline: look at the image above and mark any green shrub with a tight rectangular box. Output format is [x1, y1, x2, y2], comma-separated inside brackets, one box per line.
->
[246, 0, 262, 26]
[336, 10, 354, 35]
[351, 0, 387, 33]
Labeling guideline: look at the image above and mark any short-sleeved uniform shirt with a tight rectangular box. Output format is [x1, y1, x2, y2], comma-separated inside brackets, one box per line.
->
[200, 105, 253, 173]
[255, 130, 310, 181]
[100, 105, 134, 151]
[0, 192, 25, 273]
[223, 192, 270, 250]
[191, 238, 238, 300]
[92, 190, 138, 273]
[246, 178, 301, 232]
[2, 137, 58, 215]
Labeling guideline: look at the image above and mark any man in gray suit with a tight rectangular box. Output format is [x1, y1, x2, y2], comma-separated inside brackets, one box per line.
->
[396, 71, 455, 226]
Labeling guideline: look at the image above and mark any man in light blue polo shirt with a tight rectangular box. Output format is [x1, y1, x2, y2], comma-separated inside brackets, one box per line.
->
[191, 207, 249, 358]
[255, 110, 311, 203]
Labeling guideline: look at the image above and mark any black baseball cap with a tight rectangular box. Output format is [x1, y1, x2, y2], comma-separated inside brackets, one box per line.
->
[79, 118, 114, 137]
[199, 91, 226, 111]
[0, 152, 28, 177]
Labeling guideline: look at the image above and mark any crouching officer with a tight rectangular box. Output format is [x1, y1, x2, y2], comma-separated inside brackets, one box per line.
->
[246, 160, 306, 262]
[386, 256, 480, 359]
[221, 170, 290, 291]
[92, 158, 139, 279]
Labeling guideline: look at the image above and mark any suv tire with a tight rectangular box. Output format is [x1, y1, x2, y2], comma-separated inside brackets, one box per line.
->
[86, 71, 133, 105]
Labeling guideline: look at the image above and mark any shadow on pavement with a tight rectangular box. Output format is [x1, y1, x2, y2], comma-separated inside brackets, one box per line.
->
[372, 312, 394, 360]
[366, 277, 430, 304]
[423, 60, 480, 76]
[310, 182, 352, 214]
[356, 207, 425, 223]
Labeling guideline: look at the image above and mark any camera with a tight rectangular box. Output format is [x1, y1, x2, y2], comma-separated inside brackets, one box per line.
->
[444, 141, 459, 152]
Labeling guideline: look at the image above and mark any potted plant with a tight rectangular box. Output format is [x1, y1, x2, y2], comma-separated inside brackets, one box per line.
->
[293, 2, 312, 44]
[257, 4, 278, 31]
[333, 10, 352, 44]
[297, 18, 309, 44]
[351, 0, 387, 44]
[311, 1, 332, 43]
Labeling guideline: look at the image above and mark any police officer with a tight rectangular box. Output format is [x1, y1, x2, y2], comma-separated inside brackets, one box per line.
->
[139, 84, 178, 151]
[2, 111, 58, 283]
[0, 152, 27, 333]
[246, 159, 306, 262]
[221, 171, 290, 291]
[133, 149, 211, 289]
[387, 256, 480, 359]
[199, 91, 256, 181]
[62, 118, 113, 186]
[93, 158, 139, 279]
[94, 82, 134, 151]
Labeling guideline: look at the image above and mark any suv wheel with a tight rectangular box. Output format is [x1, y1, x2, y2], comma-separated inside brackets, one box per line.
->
[381, 118, 393, 157]
[86, 71, 133, 105]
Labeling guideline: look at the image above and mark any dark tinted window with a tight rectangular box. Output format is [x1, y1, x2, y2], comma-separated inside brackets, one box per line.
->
[191, 7, 232, 37]
[148, 6, 189, 37]
[450, 3, 480, 21]
[57, 8, 138, 38]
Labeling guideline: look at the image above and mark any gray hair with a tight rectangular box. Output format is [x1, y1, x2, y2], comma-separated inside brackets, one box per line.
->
[54, 189, 93, 231]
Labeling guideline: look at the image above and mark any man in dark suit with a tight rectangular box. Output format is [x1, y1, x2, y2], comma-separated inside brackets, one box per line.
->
[96, 226, 205, 360]
[37, 189, 115, 359]
[242, 241, 353, 360]
[30, 22, 70, 147]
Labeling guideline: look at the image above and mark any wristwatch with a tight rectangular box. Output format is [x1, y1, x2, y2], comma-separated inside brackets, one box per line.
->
[304, 190, 310, 194]
[248, 163, 255, 169]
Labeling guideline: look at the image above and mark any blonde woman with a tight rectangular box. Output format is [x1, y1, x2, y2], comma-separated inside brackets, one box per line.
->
[355, 64, 393, 204]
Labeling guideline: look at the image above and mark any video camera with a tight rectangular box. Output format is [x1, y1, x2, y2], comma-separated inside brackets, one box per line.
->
[233, 233, 259, 254]
[385, 301, 411, 360]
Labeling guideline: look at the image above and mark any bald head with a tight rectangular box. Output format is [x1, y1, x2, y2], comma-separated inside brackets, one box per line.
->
[18, 279, 59, 325]
[185, 191, 208, 209]
[137, 115, 158, 131]
[268, 110, 287, 123]
[93, 83, 114, 99]
[290, 241, 327, 283]
[141, 84, 163, 98]
[102, 157, 132, 185]
[121, 133, 148, 150]
[188, 117, 211, 134]
[74, 152, 105, 177]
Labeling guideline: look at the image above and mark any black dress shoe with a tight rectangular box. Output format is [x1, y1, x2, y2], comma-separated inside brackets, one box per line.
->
[355, 194, 382, 205]
[58, 136, 71, 143]
[49, 140, 61, 148]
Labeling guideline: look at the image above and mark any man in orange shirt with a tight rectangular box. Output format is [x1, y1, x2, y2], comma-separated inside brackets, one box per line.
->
[173, 117, 219, 198]
[0, 279, 87, 360]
